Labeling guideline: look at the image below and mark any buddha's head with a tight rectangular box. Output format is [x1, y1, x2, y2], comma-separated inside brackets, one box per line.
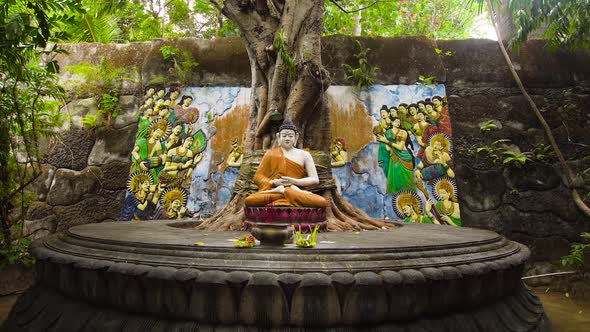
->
[277, 120, 298, 150]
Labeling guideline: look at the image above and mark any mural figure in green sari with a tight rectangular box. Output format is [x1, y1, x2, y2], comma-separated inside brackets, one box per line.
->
[376, 117, 415, 193]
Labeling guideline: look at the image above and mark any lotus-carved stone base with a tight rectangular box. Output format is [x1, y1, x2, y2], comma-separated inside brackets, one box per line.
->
[244, 206, 328, 233]
[3, 221, 551, 331]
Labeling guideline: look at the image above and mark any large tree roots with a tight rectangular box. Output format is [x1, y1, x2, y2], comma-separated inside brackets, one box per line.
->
[195, 189, 394, 232]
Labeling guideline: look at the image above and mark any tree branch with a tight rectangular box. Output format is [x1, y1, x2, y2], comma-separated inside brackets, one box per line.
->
[209, 0, 223, 13]
[328, 0, 385, 14]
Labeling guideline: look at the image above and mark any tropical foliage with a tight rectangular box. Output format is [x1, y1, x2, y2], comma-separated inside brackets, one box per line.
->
[324, 0, 482, 39]
[56, 0, 488, 43]
[0, 0, 80, 264]
[507, 0, 590, 49]
[62, 0, 240, 43]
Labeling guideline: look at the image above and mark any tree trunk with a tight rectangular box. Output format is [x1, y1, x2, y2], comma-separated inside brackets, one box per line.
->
[198, 0, 392, 231]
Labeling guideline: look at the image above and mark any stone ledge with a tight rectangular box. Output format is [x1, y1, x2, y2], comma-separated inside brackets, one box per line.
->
[22, 221, 537, 328]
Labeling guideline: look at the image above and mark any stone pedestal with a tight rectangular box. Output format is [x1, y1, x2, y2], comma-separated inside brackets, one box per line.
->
[3, 221, 550, 331]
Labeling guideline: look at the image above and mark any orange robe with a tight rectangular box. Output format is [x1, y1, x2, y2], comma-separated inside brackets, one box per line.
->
[244, 148, 328, 207]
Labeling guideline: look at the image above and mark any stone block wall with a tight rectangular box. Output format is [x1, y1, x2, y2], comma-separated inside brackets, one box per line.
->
[22, 37, 590, 269]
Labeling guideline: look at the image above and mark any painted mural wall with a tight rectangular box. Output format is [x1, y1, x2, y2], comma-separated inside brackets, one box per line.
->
[120, 85, 460, 226]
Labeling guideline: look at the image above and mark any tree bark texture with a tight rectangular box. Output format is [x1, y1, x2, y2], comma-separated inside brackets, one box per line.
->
[199, 0, 392, 231]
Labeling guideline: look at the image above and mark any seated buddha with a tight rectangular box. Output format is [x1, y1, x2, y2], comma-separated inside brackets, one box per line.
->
[244, 121, 328, 208]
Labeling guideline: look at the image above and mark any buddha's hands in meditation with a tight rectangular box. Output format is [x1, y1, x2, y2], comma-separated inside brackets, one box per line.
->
[280, 176, 302, 187]
[270, 176, 301, 187]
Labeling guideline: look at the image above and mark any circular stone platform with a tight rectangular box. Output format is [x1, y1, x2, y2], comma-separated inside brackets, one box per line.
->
[4, 221, 550, 331]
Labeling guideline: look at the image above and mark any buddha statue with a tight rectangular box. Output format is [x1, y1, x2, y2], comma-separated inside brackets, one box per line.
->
[244, 120, 328, 208]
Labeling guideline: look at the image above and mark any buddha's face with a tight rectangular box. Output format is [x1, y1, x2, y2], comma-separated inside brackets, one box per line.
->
[409, 107, 417, 116]
[141, 180, 150, 192]
[402, 205, 413, 216]
[278, 129, 297, 150]
[439, 189, 450, 201]
[392, 119, 401, 128]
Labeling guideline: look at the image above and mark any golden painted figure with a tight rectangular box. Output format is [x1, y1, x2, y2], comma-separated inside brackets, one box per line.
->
[373, 105, 391, 136]
[227, 137, 244, 167]
[160, 187, 188, 219]
[330, 137, 347, 167]
[394, 191, 436, 224]
[140, 98, 154, 116]
[131, 119, 167, 174]
[145, 87, 156, 99]
[415, 133, 455, 182]
[412, 111, 430, 147]
[244, 121, 328, 208]
[161, 133, 203, 186]
[120, 171, 162, 221]
[427, 177, 461, 226]
[168, 90, 180, 105]
[407, 103, 419, 128]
